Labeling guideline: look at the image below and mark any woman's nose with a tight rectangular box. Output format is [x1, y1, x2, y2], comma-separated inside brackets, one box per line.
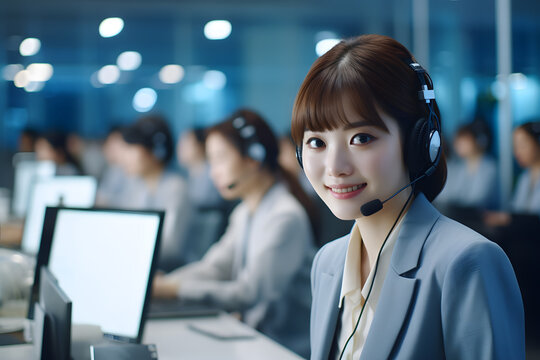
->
[325, 144, 353, 177]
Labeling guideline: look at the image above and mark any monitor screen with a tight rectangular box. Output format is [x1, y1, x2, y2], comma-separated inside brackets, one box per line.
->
[12, 157, 56, 218]
[33, 207, 163, 342]
[21, 176, 98, 254]
[40, 266, 72, 360]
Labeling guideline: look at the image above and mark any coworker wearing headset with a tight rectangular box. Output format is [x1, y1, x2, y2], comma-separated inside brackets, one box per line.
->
[291, 34, 525, 359]
[153, 109, 315, 357]
[120, 115, 193, 271]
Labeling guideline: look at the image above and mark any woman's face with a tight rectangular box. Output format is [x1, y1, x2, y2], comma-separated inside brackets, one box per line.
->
[35, 138, 57, 162]
[301, 105, 409, 220]
[453, 133, 478, 159]
[121, 143, 155, 176]
[206, 132, 257, 199]
[177, 131, 204, 167]
[513, 128, 540, 168]
[103, 132, 126, 165]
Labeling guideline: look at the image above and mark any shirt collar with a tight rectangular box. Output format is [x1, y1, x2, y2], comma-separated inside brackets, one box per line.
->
[338, 217, 404, 308]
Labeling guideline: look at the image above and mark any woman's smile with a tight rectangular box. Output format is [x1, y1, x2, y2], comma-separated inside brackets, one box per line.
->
[326, 183, 367, 199]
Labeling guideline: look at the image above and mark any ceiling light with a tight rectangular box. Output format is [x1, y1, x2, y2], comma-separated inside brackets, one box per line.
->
[99, 17, 124, 38]
[204, 20, 232, 40]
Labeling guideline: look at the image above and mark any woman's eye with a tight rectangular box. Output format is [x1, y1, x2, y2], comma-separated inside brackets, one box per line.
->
[351, 133, 375, 145]
[306, 137, 325, 149]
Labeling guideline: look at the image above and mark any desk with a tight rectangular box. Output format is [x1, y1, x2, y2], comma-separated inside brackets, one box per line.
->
[0, 313, 305, 360]
[143, 313, 304, 360]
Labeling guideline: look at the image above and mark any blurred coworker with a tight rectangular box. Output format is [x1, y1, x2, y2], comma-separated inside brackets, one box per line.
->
[18, 127, 39, 152]
[95, 127, 131, 207]
[66, 133, 107, 179]
[177, 127, 224, 209]
[485, 121, 540, 227]
[435, 122, 498, 209]
[153, 109, 315, 357]
[120, 115, 193, 271]
[35, 131, 82, 175]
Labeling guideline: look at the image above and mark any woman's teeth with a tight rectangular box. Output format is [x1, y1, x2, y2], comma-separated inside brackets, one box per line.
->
[331, 185, 361, 193]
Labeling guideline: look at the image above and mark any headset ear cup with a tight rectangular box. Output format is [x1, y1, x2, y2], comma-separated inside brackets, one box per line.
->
[247, 143, 266, 163]
[295, 146, 303, 169]
[407, 118, 430, 178]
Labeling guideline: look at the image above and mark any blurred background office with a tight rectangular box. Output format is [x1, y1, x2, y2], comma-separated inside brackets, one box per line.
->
[1, 0, 540, 355]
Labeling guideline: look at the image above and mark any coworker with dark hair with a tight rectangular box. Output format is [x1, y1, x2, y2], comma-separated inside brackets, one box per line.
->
[19, 127, 39, 152]
[153, 109, 314, 357]
[510, 121, 540, 214]
[35, 131, 82, 175]
[436, 121, 499, 210]
[120, 114, 193, 271]
[291, 34, 524, 359]
[484, 121, 540, 225]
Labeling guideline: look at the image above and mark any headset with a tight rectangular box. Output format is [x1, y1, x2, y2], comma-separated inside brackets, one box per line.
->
[226, 116, 267, 190]
[136, 119, 170, 162]
[405, 62, 441, 180]
[232, 116, 267, 163]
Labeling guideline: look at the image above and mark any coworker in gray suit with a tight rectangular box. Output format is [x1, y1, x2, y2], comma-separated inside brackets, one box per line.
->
[291, 34, 525, 359]
[154, 109, 315, 357]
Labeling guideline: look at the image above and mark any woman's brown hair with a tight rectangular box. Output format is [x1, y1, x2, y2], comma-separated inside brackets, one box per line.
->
[291, 34, 447, 202]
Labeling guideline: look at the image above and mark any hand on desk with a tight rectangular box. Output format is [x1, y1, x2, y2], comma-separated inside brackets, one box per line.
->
[152, 274, 180, 299]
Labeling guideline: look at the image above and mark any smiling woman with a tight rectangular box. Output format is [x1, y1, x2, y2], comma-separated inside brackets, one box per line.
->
[292, 34, 525, 360]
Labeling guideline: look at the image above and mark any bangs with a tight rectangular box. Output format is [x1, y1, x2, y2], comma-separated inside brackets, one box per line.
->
[291, 62, 388, 145]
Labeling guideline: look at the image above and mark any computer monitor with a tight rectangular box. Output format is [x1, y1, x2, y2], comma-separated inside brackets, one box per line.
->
[21, 176, 98, 254]
[12, 155, 56, 218]
[30, 206, 164, 343]
[39, 266, 72, 360]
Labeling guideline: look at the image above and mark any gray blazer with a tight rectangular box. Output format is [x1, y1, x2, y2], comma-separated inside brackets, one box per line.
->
[310, 193, 525, 360]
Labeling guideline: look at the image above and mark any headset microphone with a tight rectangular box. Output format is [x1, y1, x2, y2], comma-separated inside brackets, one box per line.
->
[225, 166, 263, 190]
[360, 167, 433, 217]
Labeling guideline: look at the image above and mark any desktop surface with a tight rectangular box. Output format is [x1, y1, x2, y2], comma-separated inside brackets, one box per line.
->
[0, 314, 305, 360]
[143, 313, 304, 360]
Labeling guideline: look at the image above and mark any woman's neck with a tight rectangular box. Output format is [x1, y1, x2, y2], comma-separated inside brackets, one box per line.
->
[188, 160, 207, 176]
[355, 189, 412, 271]
[142, 165, 164, 191]
[465, 153, 482, 171]
[242, 172, 276, 213]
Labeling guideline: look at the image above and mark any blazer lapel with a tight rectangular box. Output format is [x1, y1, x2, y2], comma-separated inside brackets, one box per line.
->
[312, 238, 348, 360]
[316, 271, 343, 359]
[361, 194, 440, 359]
[361, 274, 418, 359]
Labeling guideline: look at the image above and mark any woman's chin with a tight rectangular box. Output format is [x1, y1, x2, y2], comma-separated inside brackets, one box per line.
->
[327, 206, 360, 221]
